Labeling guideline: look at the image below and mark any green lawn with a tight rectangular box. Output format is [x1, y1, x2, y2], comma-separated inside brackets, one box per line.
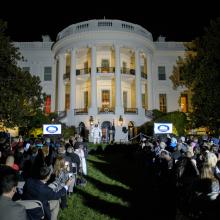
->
[58, 152, 133, 220]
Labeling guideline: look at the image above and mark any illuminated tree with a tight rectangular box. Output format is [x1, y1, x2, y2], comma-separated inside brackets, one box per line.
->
[170, 17, 220, 134]
[0, 20, 44, 128]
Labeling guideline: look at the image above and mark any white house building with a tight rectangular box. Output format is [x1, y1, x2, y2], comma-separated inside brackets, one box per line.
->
[15, 19, 188, 142]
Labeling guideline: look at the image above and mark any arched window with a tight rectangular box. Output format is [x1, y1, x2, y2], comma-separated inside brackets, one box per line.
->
[78, 122, 86, 138]
[128, 121, 135, 140]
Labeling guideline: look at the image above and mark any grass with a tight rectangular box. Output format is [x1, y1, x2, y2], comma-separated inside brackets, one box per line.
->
[58, 144, 180, 220]
[58, 152, 132, 220]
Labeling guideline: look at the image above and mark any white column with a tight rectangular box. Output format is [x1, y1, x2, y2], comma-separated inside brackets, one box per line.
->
[57, 53, 66, 112]
[135, 49, 142, 111]
[89, 45, 97, 114]
[147, 53, 153, 109]
[115, 45, 123, 114]
[51, 58, 57, 112]
[70, 48, 76, 113]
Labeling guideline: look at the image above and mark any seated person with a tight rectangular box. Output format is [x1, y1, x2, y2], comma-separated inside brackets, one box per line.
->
[22, 165, 73, 220]
[0, 165, 28, 220]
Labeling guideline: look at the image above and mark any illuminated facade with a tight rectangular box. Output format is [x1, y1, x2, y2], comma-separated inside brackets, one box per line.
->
[15, 19, 187, 141]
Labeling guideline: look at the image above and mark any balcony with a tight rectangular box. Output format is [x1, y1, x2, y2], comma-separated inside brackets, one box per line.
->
[141, 72, 147, 79]
[96, 67, 115, 73]
[76, 68, 91, 76]
[121, 68, 135, 75]
[98, 107, 115, 114]
[74, 108, 88, 115]
[124, 108, 138, 114]
[63, 72, 70, 80]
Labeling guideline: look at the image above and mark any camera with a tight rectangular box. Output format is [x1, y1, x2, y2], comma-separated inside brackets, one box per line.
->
[68, 173, 73, 178]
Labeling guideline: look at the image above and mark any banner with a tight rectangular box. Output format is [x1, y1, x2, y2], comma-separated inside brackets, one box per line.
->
[154, 123, 173, 134]
[43, 124, 62, 135]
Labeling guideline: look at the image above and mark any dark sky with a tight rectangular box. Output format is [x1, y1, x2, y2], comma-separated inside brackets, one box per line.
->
[1, 1, 219, 42]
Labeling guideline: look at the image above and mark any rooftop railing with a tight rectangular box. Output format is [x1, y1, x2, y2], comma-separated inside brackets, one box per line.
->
[57, 20, 153, 41]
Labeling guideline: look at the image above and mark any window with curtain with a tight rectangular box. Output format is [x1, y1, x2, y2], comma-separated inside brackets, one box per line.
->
[158, 66, 166, 80]
[44, 66, 52, 81]
[45, 95, 51, 114]
[102, 90, 110, 107]
[181, 94, 188, 112]
[159, 93, 167, 112]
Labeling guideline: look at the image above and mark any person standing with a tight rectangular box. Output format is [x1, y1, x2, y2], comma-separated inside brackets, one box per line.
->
[91, 124, 102, 144]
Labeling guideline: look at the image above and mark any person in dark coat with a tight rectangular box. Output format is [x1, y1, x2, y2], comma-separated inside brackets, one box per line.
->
[22, 166, 73, 220]
[0, 165, 28, 220]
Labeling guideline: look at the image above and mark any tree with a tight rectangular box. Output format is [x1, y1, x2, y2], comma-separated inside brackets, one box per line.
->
[170, 17, 220, 134]
[0, 20, 44, 128]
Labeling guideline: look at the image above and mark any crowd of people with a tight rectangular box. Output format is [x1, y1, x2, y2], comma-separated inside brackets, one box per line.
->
[1, 132, 220, 219]
[0, 134, 88, 220]
[138, 134, 220, 219]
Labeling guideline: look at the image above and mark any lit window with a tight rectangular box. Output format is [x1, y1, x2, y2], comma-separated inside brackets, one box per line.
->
[159, 94, 167, 112]
[101, 59, 110, 72]
[102, 90, 110, 107]
[84, 91, 88, 108]
[181, 94, 188, 112]
[65, 94, 70, 110]
[123, 91, 128, 108]
[45, 95, 51, 114]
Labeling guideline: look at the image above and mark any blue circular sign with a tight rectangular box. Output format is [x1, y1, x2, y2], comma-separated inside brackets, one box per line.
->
[157, 125, 170, 132]
[46, 125, 58, 134]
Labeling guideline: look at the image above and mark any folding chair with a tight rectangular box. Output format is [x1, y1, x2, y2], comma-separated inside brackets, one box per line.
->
[16, 200, 44, 219]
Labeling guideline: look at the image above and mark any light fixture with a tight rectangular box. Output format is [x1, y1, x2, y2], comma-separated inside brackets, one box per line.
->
[118, 115, 123, 126]
[89, 116, 94, 125]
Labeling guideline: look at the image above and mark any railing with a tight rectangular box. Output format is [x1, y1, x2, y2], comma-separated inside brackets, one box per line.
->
[121, 68, 135, 75]
[63, 72, 70, 80]
[96, 67, 115, 73]
[124, 108, 138, 114]
[57, 111, 67, 120]
[141, 72, 147, 79]
[57, 20, 153, 41]
[63, 69, 91, 80]
[76, 68, 91, 75]
[74, 108, 88, 115]
[98, 107, 115, 114]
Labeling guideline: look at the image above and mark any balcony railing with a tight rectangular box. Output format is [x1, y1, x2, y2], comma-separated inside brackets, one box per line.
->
[121, 68, 135, 75]
[141, 72, 147, 79]
[96, 67, 115, 73]
[98, 107, 115, 114]
[63, 72, 70, 80]
[57, 111, 67, 120]
[76, 68, 91, 76]
[124, 108, 138, 114]
[74, 108, 88, 115]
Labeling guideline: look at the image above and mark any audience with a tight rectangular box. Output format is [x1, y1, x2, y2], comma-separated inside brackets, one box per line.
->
[0, 165, 28, 220]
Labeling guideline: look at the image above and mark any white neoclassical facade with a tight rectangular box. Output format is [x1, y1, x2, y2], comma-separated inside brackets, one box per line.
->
[15, 19, 188, 142]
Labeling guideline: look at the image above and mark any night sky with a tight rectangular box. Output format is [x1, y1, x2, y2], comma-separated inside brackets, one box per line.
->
[1, 1, 219, 42]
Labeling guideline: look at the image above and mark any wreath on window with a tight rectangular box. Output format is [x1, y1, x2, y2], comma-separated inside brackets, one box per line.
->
[104, 107, 109, 112]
